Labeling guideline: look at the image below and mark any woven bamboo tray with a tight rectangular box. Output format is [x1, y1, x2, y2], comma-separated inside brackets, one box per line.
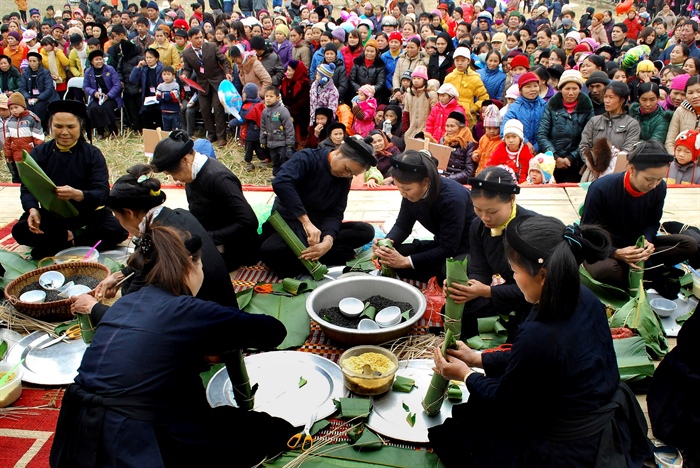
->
[4, 262, 110, 322]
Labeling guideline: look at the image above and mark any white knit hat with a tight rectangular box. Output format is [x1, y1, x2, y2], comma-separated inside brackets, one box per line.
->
[503, 119, 524, 141]
[557, 70, 584, 90]
[436, 83, 459, 98]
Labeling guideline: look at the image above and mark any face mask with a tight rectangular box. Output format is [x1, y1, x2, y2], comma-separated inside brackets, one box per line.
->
[512, 72, 523, 83]
[494, 19, 503, 25]
[562, 18, 572, 27]
[477, 52, 487, 63]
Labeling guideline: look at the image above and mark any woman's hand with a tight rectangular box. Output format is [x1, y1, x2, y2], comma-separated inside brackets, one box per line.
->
[27, 208, 43, 234]
[302, 221, 322, 246]
[613, 244, 652, 268]
[94, 271, 124, 299]
[300, 238, 332, 261]
[375, 244, 411, 269]
[443, 279, 491, 303]
[433, 345, 471, 382]
[472, 151, 480, 162]
[70, 293, 98, 315]
[55, 185, 84, 202]
[445, 340, 483, 368]
[555, 156, 571, 169]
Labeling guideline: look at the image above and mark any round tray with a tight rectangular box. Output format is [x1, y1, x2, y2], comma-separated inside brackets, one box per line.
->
[4, 262, 110, 322]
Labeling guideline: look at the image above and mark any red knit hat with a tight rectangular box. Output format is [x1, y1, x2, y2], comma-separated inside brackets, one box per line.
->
[510, 54, 530, 71]
[173, 19, 189, 31]
[517, 72, 540, 90]
[388, 31, 403, 43]
[675, 129, 700, 161]
[572, 43, 591, 55]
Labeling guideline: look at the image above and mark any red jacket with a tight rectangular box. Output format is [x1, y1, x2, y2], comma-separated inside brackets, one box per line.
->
[623, 17, 644, 40]
[425, 98, 465, 143]
[3, 110, 44, 163]
[485, 141, 533, 184]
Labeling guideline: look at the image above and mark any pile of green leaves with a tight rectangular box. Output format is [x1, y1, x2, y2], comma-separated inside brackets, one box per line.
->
[0, 251, 38, 292]
[610, 287, 669, 358]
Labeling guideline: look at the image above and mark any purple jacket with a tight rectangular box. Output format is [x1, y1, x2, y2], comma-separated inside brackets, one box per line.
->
[84, 64, 123, 108]
[273, 39, 293, 68]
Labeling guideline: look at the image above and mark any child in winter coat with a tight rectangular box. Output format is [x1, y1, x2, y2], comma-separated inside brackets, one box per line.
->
[351, 84, 378, 137]
[473, 103, 503, 174]
[486, 119, 533, 184]
[3, 92, 44, 183]
[668, 129, 700, 184]
[425, 83, 465, 143]
[443, 47, 489, 128]
[500, 72, 547, 153]
[260, 86, 295, 177]
[230, 83, 268, 172]
[526, 153, 557, 184]
[310, 62, 339, 124]
[402, 65, 437, 139]
[441, 111, 477, 184]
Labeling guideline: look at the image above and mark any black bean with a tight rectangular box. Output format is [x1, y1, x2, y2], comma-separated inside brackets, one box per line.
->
[20, 275, 102, 303]
[319, 295, 415, 329]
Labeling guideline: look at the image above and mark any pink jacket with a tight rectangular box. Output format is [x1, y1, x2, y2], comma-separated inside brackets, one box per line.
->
[352, 98, 377, 137]
[426, 98, 466, 143]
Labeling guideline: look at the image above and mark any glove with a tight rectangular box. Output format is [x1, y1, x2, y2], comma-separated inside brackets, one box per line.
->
[286, 146, 294, 158]
[260, 143, 266, 149]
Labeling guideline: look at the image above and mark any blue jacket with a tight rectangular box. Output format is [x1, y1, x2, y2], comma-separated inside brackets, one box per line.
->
[501, 95, 547, 152]
[381, 50, 401, 92]
[84, 64, 123, 108]
[19, 66, 59, 104]
[309, 47, 345, 81]
[477, 67, 506, 104]
[129, 62, 164, 106]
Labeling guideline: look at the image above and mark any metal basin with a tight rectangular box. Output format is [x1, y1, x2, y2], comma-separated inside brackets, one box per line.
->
[306, 276, 426, 346]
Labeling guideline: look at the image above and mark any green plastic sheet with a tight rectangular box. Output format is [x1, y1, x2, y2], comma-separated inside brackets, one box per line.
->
[444, 257, 468, 340]
[236, 284, 311, 349]
[579, 265, 631, 310]
[263, 445, 446, 467]
[422, 329, 457, 416]
[16, 150, 79, 219]
[609, 287, 669, 358]
[465, 316, 508, 350]
[267, 211, 329, 280]
[613, 336, 655, 382]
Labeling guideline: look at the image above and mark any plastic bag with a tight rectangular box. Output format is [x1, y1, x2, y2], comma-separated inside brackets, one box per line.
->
[422, 276, 445, 324]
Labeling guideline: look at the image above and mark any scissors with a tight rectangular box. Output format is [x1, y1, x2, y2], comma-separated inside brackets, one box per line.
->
[287, 413, 316, 451]
[38, 325, 81, 350]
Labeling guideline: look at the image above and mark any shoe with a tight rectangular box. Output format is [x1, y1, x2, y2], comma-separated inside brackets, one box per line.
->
[246, 162, 255, 172]
[215, 140, 226, 148]
[258, 159, 271, 168]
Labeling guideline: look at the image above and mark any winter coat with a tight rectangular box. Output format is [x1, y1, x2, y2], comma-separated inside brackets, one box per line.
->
[280, 61, 311, 130]
[403, 87, 437, 139]
[236, 98, 264, 141]
[149, 41, 181, 69]
[117, 42, 143, 97]
[425, 98, 466, 143]
[485, 142, 534, 184]
[474, 133, 503, 174]
[273, 39, 293, 68]
[19, 66, 60, 105]
[580, 113, 641, 162]
[666, 160, 700, 184]
[84, 64, 123, 108]
[340, 45, 363, 78]
[501, 95, 547, 152]
[427, 51, 454, 84]
[292, 40, 312, 70]
[349, 54, 386, 98]
[590, 24, 609, 46]
[665, 100, 700, 154]
[0, 65, 22, 93]
[329, 58, 348, 100]
[309, 47, 345, 81]
[443, 68, 489, 127]
[537, 92, 594, 168]
[352, 98, 377, 137]
[477, 67, 506, 104]
[129, 62, 164, 105]
[40, 48, 70, 84]
[238, 55, 272, 98]
[380, 50, 402, 93]
[392, 51, 429, 91]
[443, 141, 478, 184]
[260, 100, 295, 148]
[258, 50, 284, 87]
[3, 110, 44, 163]
[309, 79, 339, 123]
[68, 46, 87, 77]
[628, 103, 672, 144]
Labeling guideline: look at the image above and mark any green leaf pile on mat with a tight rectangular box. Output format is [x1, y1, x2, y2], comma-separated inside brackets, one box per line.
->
[579, 265, 631, 310]
[333, 397, 372, 419]
[0, 251, 38, 291]
[267, 211, 328, 280]
[346, 249, 377, 273]
[262, 444, 445, 467]
[465, 315, 509, 350]
[609, 287, 669, 358]
[422, 329, 458, 416]
[613, 336, 655, 382]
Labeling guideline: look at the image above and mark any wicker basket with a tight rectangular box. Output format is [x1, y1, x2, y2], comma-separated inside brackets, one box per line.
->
[4, 262, 110, 322]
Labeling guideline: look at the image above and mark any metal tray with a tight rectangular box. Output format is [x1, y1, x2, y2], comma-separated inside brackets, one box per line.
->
[648, 291, 699, 337]
[206, 351, 348, 427]
[5, 331, 87, 385]
[367, 359, 469, 444]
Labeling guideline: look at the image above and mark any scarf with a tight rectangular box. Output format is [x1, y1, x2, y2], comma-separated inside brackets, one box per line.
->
[47, 51, 61, 83]
[490, 202, 517, 237]
[563, 99, 577, 114]
[191, 152, 208, 180]
[138, 205, 165, 234]
[624, 170, 644, 197]
[443, 125, 474, 148]
[364, 58, 374, 68]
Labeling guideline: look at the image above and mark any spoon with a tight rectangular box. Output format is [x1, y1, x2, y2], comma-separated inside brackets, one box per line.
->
[362, 364, 382, 377]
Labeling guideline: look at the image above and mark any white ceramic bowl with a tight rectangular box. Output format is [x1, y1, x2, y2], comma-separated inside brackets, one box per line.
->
[19, 290, 47, 303]
[357, 318, 380, 330]
[66, 285, 92, 298]
[55, 246, 99, 264]
[339, 297, 364, 318]
[39, 271, 65, 290]
[375, 306, 401, 328]
[650, 298, 677, 318]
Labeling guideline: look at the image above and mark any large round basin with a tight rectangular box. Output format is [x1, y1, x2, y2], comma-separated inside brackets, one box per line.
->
[306, 276, 426, 346]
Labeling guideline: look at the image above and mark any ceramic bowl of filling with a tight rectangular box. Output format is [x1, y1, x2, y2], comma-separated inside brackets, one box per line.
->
[649, 298, 677, 318]
[339, 345, 399, 396]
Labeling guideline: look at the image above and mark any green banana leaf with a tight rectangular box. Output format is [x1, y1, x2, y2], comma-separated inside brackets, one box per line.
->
[579, 265, 631, 310]
[375, 239, 396, 278]
[263, 445, 445, 467]
[0, 341, 7, 361]
[267, 211, 328, 280]
[628, 235, 646, 296]
[347, 424, 383, 451]
[333, 397, 372, 419]
[392, 375, 416, 393]
[609, 287, 669, 358]
[281, 278, 316, 296]
[613, 336, 655, 382]
[444, 257, 468, 340]
[422, 329, 457, 416]
[236, 284, 310, 349]
[465, 316, 508, 350]
[200, 363, 225, 388]
[225, 349, 257, 410]
[16, 150, 79, 219]
[346, 249, 376, 273]
[0, 251, 38, 291]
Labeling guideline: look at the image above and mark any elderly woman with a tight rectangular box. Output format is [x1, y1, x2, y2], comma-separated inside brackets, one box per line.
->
[11, 100, 128, 260]
[151, 130, 260, 271]
[19, 51, 60, 126]
[39, 37, 70, 95]
[537, 70, 595, 182]
[0, 54, 21, 94]
[84, 50, 122, 139]
[260, 136, 377, 278]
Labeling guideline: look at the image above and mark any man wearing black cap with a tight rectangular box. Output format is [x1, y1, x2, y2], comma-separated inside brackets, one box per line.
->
[145, 1, 165, 33]
[181, 26, 232, 146]
[581, 140, 698, 297]
[250, 36, 285, 87]
[585, 71, 610, 116]
[12, 100, 128, 260]
[259, 136, 377, 278]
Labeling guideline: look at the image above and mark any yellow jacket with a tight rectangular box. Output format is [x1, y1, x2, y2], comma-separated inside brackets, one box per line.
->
[40, 48, 70, 84]
[149, 41, 181, 69]
[68, 47, 86, 77]
[443, 67, 489, 127]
